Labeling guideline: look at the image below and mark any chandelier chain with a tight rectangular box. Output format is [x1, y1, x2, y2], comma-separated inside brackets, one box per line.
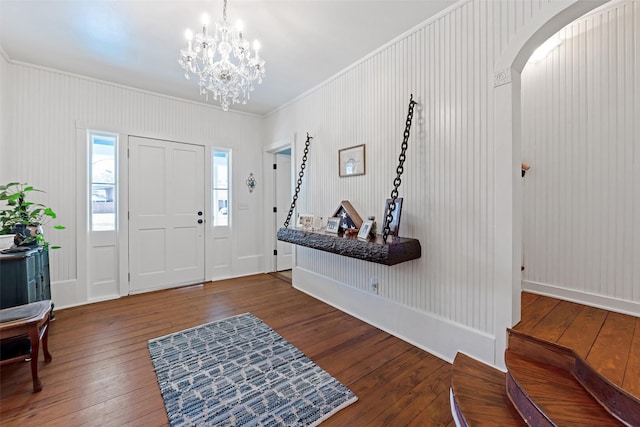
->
[382, 94, 417, 243]
[284, 133, 312, 229]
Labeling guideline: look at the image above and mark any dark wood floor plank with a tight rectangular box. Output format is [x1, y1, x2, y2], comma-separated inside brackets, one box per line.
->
[529, 300, 583, 343]
[401, 364, 455, 426]
[556, 305, 608, 358]
[520, 291, 539, 309]
[622, 316, 640, 398]
[514, 294, 561, 334]
[586, 312, 636, 387]
[326, 346, 443, 425]
[0, 274, 453, 426]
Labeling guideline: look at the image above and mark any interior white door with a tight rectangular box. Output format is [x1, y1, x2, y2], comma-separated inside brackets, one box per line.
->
[275, 153, 292, 271]
[129, 136, 205, 293]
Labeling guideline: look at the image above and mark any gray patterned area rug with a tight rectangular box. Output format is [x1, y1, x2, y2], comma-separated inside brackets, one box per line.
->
[148, 313, 357, 426]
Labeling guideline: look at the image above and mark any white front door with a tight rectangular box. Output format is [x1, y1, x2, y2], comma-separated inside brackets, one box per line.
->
[275, 153, 292, 271]
[128, 136, 205, 293]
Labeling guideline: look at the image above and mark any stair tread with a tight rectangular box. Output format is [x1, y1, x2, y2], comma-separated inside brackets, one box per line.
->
[451, 353, 526, 426]
[505, 350, 621, 426]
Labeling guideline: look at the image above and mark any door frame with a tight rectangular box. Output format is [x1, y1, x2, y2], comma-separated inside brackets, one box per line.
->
[76, 122, 211, 303]
[263, 135, 295, 273]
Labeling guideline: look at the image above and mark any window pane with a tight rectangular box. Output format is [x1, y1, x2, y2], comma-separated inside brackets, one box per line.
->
[213, 152, 228, 189]
[213, 189, 228, 226]
[91, 133, 117, 231]
[92, 136, 115, 184]
[212, 150, 230, 227]
[91, 184, 116, 231]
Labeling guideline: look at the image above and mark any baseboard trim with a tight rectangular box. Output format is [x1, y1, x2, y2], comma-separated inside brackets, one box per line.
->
[50, 279, 82, 309]
[293, 267, 496, 366]
[522, 280, 640, 317]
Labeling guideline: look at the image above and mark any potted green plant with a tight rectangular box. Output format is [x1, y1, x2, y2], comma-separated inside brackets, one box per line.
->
[0, 182, 65, 249]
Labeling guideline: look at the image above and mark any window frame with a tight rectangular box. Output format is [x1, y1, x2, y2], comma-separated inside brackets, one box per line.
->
[88, 130, 119, 232]
[211, 148, 231, 228]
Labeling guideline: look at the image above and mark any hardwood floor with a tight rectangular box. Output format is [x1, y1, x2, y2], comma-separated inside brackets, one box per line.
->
[0, 274, 454, 426]
[515, 292, 639, 399]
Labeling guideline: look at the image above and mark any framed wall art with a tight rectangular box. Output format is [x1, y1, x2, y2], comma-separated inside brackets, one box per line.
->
[338, 144, 365, 177]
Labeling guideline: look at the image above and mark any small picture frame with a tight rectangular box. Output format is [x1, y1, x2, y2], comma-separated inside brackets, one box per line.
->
[382, 198, 403, 237]
[325, 217, 341, 234]
[339, 144, 365, 177]
[357, 220, 374, 240]
[297, 213, 315, 230]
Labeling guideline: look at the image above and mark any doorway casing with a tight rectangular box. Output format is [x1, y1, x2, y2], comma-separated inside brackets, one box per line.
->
[492, 0, 609, 368]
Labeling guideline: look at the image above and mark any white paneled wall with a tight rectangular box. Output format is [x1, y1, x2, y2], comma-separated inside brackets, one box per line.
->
[264, 0, 579, 364]
[522, 0, 640, 313]
[1, 61, 265, 307]
[0, 53, 9, 180]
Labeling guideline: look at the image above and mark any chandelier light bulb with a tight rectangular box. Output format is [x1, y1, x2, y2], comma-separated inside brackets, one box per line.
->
[253, 40, 260, 52]
[236, 20, 244, 33]
[184, 29, 193, 41]
[201, 13, 210, 26]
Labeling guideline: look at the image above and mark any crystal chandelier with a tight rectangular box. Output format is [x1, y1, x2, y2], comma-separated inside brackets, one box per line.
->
[179, 0, 265, 111]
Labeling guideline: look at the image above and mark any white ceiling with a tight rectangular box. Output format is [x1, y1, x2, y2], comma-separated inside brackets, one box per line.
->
[0, 0, 457, 115]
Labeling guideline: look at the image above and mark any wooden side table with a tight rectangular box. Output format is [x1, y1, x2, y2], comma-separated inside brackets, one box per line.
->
[0, 299, 53, 392]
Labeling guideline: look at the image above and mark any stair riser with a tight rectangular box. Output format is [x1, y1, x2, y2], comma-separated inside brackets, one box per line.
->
[575, 358, 640, 427]
[505, 372, 556, 427]
[508, 329, 640, 426]
[508, 331, 574, 371]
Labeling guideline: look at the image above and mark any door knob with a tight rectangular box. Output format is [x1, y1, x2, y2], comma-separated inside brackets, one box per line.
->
[197, 219, 204, 224]
[197, 211, 203, 216]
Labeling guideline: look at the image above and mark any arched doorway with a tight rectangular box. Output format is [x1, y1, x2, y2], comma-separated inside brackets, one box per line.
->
[492, 0, 609, 369]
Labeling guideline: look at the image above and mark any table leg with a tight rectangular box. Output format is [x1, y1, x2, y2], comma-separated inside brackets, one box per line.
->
[28, 327, 42, 392]
[42, 317, 52, 363]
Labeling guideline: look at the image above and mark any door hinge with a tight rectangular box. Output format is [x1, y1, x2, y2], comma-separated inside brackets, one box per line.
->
[273, 249, 277, 256]
[273, 163, 277, 170]
[128, 272, 131, 282]
[273, 207, 277, 213]
[127, 148, 130, 158]
[128, 211, 130, 220]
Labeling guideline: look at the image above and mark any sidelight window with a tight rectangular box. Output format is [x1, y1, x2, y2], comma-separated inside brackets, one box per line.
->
[212, 149, 230, 226]
[89, 131, 118, 231]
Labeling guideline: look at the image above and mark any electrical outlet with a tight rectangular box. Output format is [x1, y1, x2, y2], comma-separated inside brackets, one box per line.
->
[369, 276, 379, 294]
[238, 202, 249, 210]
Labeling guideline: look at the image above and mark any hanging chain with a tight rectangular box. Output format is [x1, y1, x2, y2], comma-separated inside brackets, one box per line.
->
[283, 132, 312, 228]
[383, 94, 417, 243]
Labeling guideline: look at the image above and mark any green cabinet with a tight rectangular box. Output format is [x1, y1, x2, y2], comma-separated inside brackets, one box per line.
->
[0, 248, 51, 309]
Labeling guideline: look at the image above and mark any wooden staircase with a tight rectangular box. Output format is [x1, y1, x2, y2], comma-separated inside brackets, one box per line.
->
[450, 293, 640, 426]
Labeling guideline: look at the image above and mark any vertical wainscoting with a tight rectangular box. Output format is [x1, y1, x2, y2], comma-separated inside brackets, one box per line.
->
[2, 61, 265, 307]
[521, 0, 640, 314]
[266, 0, 561, 364]
[0, 53, 10, 182]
